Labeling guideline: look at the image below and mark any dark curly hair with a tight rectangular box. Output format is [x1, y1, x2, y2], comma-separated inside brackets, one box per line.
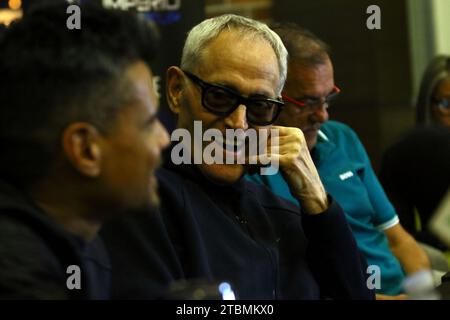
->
[416, 55, 450, 125]
[0, 1, 158, 187]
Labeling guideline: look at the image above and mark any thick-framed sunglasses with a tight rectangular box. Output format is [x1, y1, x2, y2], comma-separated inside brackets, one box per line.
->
[182, 70, 285, 126]
[431, 97, 450, 114]
[282, 85, 341, 112]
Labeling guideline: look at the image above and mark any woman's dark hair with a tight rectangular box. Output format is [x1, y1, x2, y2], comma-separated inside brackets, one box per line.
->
[416, 55, 450, 125]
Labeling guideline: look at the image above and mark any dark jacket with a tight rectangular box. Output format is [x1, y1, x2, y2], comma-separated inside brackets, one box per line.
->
[102, 163, 374, 300]
[0, 180, 111, 299]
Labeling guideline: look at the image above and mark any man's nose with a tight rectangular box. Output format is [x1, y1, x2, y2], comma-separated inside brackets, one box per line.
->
[224, 105, 249, 130]
[310, 104, 329, 123]
[157, 120, 170, 149]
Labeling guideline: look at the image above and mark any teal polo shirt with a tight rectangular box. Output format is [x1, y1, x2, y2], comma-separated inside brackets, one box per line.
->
[248, 120, 405, 295]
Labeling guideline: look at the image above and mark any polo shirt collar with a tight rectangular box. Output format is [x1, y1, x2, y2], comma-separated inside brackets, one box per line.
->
[312, 128, 336, 163]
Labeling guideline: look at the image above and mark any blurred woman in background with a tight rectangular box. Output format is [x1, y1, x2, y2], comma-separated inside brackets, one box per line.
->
[380, 56, 450, 271]
[416, 55, 450, 127]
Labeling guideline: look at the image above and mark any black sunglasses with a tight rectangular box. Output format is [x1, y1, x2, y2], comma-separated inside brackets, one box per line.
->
[182, 70, 284, 126]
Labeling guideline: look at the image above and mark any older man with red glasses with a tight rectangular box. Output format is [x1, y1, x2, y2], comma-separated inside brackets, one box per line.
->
[248, 23, 431, 299]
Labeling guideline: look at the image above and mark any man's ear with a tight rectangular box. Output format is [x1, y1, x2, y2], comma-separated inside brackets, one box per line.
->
[62, 123, 103, 177]
[166, 66, 185, 115]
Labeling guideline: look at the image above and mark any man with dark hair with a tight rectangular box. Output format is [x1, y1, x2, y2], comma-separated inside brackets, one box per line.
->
[0, 3, 169, 299]
[249, 23, 430, 298]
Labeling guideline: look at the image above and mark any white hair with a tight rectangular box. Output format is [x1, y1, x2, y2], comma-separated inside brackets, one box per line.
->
[181, 14, 288, 95]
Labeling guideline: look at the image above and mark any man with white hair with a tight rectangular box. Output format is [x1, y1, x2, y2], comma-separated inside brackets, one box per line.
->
[102, 14, 374, 300]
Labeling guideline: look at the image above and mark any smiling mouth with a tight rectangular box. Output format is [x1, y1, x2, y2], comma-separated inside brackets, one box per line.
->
[213, 135, 246, 154]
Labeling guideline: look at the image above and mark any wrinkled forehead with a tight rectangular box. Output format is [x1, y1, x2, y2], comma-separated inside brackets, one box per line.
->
[197, 28, 277, 68]
[203, 31, 278, 72]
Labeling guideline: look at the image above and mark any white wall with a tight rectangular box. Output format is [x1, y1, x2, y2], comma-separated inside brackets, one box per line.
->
[407, 0, 450, 105]
[432, 0, 450, 55]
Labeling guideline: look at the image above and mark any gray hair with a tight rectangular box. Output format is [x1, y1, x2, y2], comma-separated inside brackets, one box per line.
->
[181, 14, 288, 95]
[270, 22, 331, 66]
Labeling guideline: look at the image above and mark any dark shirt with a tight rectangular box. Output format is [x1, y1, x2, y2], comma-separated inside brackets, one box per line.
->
[0, 180, 111, 299]
[379, 126, 450, 249]
[101, 162, 374, 299]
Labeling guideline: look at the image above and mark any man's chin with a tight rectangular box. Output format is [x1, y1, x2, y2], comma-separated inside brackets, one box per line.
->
[123, 187, 161, 216]
[198, 162, 245, 185]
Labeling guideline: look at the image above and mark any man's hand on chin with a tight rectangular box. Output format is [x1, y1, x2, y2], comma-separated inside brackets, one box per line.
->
[257, 125, 329, 215]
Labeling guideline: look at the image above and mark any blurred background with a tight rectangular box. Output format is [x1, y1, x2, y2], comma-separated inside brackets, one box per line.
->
[1, 0, 449, 169]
